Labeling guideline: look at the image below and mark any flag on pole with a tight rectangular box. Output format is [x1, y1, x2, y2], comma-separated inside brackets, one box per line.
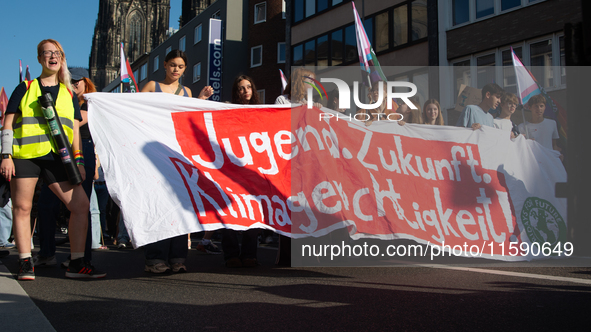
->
[279, 69, 287, 94]
[120, 43, 138, 93]
[25, 65, 31, 81]
[511, 47, 567, 142]
[19, 59, 23, 83]
[0, 87, 8, 126]
[352, 2, 387, 87]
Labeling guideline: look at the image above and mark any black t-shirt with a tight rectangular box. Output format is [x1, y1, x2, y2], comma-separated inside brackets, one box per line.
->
[6, 81, 82, 119]
[5, 80, 82, 160]
[79, 102, 91, 140]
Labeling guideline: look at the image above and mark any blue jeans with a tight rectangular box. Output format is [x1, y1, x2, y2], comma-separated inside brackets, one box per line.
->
[0, 199, 12, 246]
[90, 186, 101, 248]
[117, 214, 130, 244]
[93, 182, 109, 235]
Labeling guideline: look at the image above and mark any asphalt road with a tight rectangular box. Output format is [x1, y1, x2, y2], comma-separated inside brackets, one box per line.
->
[2, 235, 591, 332]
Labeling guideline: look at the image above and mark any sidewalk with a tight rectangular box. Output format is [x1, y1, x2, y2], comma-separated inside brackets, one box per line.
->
[0, 260, 56, 332]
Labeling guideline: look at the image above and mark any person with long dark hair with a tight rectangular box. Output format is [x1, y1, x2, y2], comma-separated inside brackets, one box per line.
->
[141, 50, 214, 273]
[1, 39, 105, 279]
[222, 75, 264, 268]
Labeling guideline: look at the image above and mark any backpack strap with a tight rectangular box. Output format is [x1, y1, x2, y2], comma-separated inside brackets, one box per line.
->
[174, 84, 183, 96]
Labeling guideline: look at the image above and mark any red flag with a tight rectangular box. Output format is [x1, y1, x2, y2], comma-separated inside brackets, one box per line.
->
[120, 43, 138, 93]
[125, 59, 138, 93]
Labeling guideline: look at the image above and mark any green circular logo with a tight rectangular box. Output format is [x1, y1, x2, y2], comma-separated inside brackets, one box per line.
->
[521, 197, 566, 246]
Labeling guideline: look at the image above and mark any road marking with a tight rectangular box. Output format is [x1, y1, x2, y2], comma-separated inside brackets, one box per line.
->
[420, 264, 591, 285]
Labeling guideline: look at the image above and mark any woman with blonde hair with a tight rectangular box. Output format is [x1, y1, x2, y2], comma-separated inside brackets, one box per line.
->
[422, 99, 444, 125]
[1, 39, 105, 279]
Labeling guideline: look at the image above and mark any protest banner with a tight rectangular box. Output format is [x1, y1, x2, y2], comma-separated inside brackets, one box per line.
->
[87, 93, 567, 261]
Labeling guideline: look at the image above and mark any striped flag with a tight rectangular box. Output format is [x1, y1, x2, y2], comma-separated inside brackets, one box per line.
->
[279, 69, 287, 94]
[0, 87, 8, 126]
[352, 2, 387, 87]
[120, 43, 138, 93]
[19, 59, 23, 83]
[511, 47, 567, 141]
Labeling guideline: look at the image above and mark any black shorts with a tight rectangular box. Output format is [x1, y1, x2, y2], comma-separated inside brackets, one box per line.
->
[13, 155, 69, 184]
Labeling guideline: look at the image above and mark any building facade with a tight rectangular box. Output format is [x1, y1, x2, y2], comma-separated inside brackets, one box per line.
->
[288, 0, 435, 108]
[438, 0, 581, 124]
[90, 0, 171, 91]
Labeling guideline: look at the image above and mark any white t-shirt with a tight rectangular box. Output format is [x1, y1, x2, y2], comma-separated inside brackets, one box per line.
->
[518, 119, 559, 150]
[494, 118, 513, 132]
[274, 94, 291, 105]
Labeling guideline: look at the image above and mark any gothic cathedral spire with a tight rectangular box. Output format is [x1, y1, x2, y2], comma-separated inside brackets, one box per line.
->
[90, 0, 170, 91]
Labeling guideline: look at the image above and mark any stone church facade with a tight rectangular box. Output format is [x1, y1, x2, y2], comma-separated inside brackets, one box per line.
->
[89, 0, 171, 91]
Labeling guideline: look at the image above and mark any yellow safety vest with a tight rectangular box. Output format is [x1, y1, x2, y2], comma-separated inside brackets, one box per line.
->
[13, 79, 75, 159]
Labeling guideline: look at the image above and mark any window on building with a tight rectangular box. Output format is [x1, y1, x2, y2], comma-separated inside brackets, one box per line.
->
[530, 39, 553, 88]
[375, 11, 389, 52]
[193, 62, 201, 82]
[258, 89, 266, 104]
[453, 60, 471, 99]
[317, 35, 328, 67]
[194, 24, 202, 44]
[304, 40, 316, 66]
[179, 36, 186, 51]
[282, 0, 286, 19]
[344, 24, 356, 63]
[293, 0, 347, 24]
[133, 69, 139, 82]
[278, 42, 286, 63]
[559, 36, 566, 85]
[129, 12, 143, 62]
[476, 53, 495, 88]
[393, 4, 408, 46]
[453, 0, 469, 25]
[140, 63, 147, 81]
[166, 46, 172, 56]
[294, 0, 304, 22]
[305, 0, 315, 18]
[212, 11, 221, 19]
[476, 0, 495, 19]
[501, 0, 521, 11]
[293, 44, 304, 66]
[318, 0, 329, 13]
[251, 45, 263, 67]
[153, 55, 159, 72]
[255, 2, 267, 24]
[412, 0, 428, 41]
[331, 30, 343, 66]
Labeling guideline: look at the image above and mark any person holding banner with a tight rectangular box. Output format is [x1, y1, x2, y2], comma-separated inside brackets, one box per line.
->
[1, 39, 105, 280]
[141, 50, 214, 99]
[275, 68, 322, 108]
[518, 94, 562, 160]
[494, 92, 521, 139]
[357, 80, 400, 126]
[141, 50, 214, 273]
[456, 83, 503, 130]
[232, 75, 261, 105]
[396, 96, 423, 125]
[221, 75, 264, 268]
[422, 99, 444, 126]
